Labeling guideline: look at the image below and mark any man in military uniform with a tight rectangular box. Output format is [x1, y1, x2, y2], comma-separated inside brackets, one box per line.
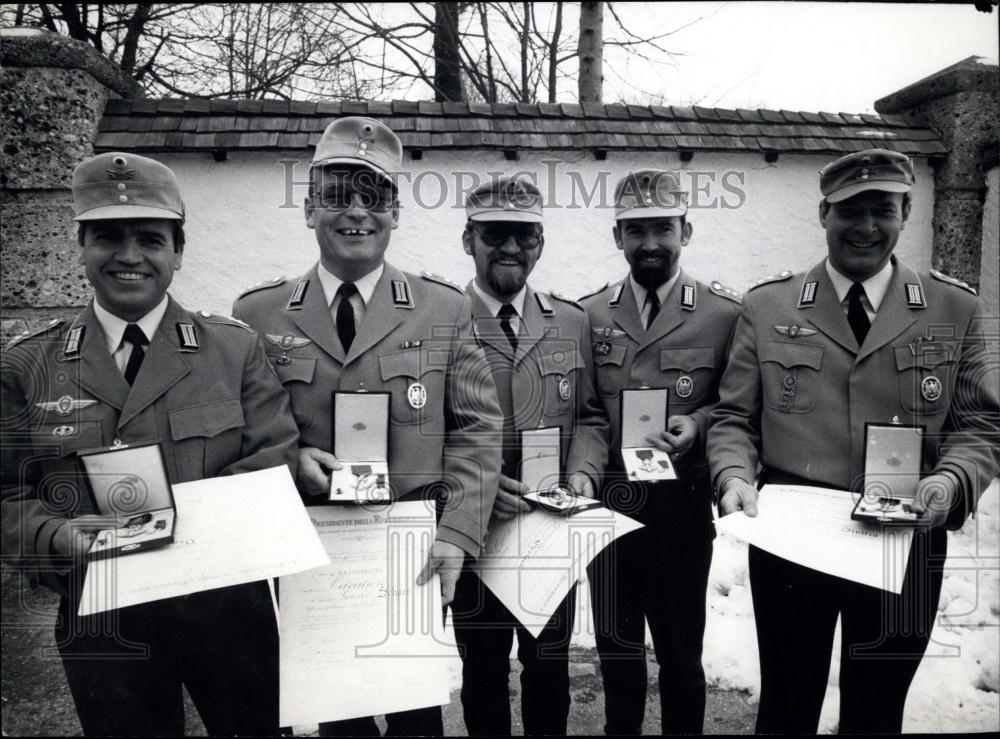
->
[450, 176, 608, 735]
[580, 170, 741, 734]
[232, 117, 503, 737]
[708, 149, 1000, 733]
[0, 152, 299, 736]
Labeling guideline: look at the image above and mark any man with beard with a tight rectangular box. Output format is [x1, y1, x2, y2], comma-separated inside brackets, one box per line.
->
[580, 170, 741, 734]
[233, 117, 502, 736]
[708, 149, 1000, 733]
[451, 176, 608, 735]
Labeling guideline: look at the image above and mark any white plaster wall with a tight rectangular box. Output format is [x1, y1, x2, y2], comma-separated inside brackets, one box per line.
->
[156, 150, 935, 315]
[981, 166, 999, 317]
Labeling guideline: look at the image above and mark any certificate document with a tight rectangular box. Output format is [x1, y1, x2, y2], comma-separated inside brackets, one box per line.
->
[474, 506, 644, 637]
[279, 502, 459, 727]
[715, 484, 914, 593]
[79, 466, 329, 616]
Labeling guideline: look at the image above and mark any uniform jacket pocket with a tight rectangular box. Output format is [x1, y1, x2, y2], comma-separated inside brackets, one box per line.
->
[379, 347, 448, 425]
[169, 398, 245, 479]
[894, 342, 955, 416]
[659, 347, 716, 407]
[760, 341, 824, 413]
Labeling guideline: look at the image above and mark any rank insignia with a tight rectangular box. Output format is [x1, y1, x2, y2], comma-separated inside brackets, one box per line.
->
[558, 377, 571, 400]
[798, 281, 818, 307]
[399, 340, 423, 350]
[391, 280, 412, 307]
[266, 334, 311, 350]
[592, 326, 626, 340]
[176, 323, 199, 350]
[681, 284, 696, 311]
[773, 324, 817, 338]
[407, 382, 427, 409]
[63, 326, 85, 358]
[608, 284, 624, 307]
[35, 395, 97, 416]
[921, 375, 942, 402]
[675, 375, 694, 399]
[594, 342, 611, 356]
[286, 280, 309, 310]
[535, 292, 554, 315]
[905, 283, 926, 308]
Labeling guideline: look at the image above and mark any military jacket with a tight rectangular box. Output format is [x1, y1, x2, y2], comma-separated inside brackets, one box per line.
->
[707, 257, 999, 522]
[468, 284, 608, 486]
[0, 297, 299, 594]
[580, 270, 741, 476]
[233, 262, 503, 556]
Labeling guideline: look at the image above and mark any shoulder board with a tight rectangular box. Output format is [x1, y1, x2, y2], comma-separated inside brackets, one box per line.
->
[548, 290, 584, 311]
[709, 280, 742, 304]
[195, 311, 254, 332]
[6, 318, 65, 348]
[577, 283, 609, 302]
[236, 276, 286, 300]
[930, 269, 976, 295]
[747, 270, 794, 293]
[420, 271, 463, 294]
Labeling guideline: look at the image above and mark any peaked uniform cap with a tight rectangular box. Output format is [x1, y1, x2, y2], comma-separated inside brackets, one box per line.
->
[73, 152, 184, 222]
[312, 116, 403, 182]
[465, 176, 543, 223]
[820, 149, 915, 203]
[614, 170, 687, 220]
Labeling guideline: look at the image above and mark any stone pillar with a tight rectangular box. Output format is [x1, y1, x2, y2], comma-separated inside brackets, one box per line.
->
[1, 27, 141, 342]
[875, 56, 1000, 292]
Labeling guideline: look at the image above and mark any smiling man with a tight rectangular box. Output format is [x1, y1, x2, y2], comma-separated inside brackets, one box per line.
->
[580, 170, 741, 735]
[0, 152, 299, 736]
[232, 117, 502, 737]
[708, 149, 1000, 733]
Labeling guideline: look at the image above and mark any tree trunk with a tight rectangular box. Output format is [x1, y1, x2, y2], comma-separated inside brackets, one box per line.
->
[119, 3, 152, 75]
[548, 1, 563, 103]
[433, 1, 465, 102]
[578, 0, 603, 104]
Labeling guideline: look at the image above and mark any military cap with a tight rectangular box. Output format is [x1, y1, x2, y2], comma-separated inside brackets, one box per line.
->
[465, 175, 543, 223]
[72, 152, 184, 222]
[312, 116, 402, 182]
[820, 149, 915, 203]
[614, 170, 687, 220]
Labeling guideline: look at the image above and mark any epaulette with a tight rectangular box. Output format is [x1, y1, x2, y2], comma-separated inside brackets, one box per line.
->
[747, 270, 794, 292]
[195, 311, 254, 332]
[930, 269, 977, 295]
[420, 271, 463, 294]
[578, 283, 609, 301]
[548, 290, 585, 311]
[236, 276, 286, 300]
[6, 318, 64, 348]
[709, 280, 742, 304]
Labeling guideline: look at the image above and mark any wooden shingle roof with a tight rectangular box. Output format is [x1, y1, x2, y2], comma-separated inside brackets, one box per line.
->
[96, 98, 947, 156]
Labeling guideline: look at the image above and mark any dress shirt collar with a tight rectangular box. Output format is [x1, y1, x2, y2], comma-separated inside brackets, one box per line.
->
[471, 280, 527, 320]
[825, 258, 893, 312]
[93, 295, 169, 354]
[630, 270, 680, 314]
[317, 262, 384, 307]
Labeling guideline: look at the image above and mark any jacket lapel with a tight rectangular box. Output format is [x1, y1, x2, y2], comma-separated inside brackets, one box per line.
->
[467, 283, 516, 360]
[292, 264, 345, 364]
[345, 263, 407, 363]
[803, 262, 858, 355]
[74, 303, 129, 411]
[856, 260, 918, 364]
[637, 270, 688, 353]
[612, 279, 645, 345]
[514, 286, 545, 366]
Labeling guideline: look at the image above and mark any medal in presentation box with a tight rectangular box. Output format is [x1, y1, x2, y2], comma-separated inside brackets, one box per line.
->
[519, 426, 600, 515]
[78, 442, 176, 560]
[329, 391, 391, 504]
[851, 422, 927, 526]
[620, 388, 676, 481]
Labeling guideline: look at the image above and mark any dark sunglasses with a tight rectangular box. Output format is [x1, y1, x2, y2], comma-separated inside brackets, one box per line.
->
[314, 184, 395, 213]
[473, 223, 541, 250]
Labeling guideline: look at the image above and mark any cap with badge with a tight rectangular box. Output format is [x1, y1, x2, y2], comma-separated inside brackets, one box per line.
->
[72, 152, 185, 222]
[614, 170, 688, 220]
[819, 149, 915, 203]
[465, 176, 543, 223]
[312, 116, 403, 183]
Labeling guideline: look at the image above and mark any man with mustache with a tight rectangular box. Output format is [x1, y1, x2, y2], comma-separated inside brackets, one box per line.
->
[580, 170, 741, 734]
[451, 176, 608, 735]
[708, 149, 1000, 733]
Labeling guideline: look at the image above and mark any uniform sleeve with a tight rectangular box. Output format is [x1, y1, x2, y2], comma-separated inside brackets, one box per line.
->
[218, 331, 300, 479]
[438, 296, 503, 558]
[565, 310, 610, 484]
[707, 299, 764, 489]
[689, 301, 741, 457]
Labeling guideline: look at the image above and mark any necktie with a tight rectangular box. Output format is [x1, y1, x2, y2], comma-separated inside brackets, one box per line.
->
[644, 290, 660, 330]
[498, 303, 518, 352]
[335, 282, 358, 351]
[122, 324, 148, 385]
[847, 282, 871, 346]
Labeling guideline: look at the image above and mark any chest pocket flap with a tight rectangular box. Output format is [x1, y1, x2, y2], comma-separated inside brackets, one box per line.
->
[594, 343, 627, 367]
[539, 349, 585, 376]
[379, 346, 450, 381]
[894, 342, 957, 370]
[760, 341, 824, 370]
[270, 355, 316, 384]
[659, 347, 715, 372]
[169, 398, 245, 441]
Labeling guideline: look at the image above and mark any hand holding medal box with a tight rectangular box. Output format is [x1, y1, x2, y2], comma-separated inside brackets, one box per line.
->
[620, 388, 677, 481]
[328, 391, 392, 504]
[520, 427, 601, 514]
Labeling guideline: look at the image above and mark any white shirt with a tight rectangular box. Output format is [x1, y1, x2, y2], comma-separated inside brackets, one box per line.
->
[630, 270, 681, 329]
[318, 262, 384, 326]
[93, 295, 169, 374]
[471, 281, 527, 335]
[825, 259, 893, 323]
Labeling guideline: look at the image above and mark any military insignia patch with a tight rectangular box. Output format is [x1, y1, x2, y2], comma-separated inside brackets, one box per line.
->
[592, 327, 626, 340]
[266, 334, 311, 350]
[176, 323, 199, 350]
[36, 396, 98, 416]
[773, 324, 817, 338]
[675, 375, 694, 399]
[798, 281, 818, 307]
[608, 284, 624, 307]
[535, 292, 554, 315]
[681, 284, 696, 310]
[407, 382, 427, 409]
[64, 326, 85, 358]
[52, 425, 76, 437]
[905, 283, 926, 307]
[287, 280, 310, 310]
[106, 155, 135, 180]
[558, 377, 571, 400]
[391, 280, 412, 306]
[921, 375, 942, 402]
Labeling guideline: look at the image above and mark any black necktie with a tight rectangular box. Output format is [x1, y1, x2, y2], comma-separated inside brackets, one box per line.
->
[645, 290, 660, 330]
[847, 282, 871, 346]
[122, 324, 148, 385]
[498, 303, 518, 352]
[335, 282, 358, 351]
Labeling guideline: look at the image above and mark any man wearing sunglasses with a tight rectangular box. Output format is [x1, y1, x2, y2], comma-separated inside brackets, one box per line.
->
[450, 176, 609, 735]
[580, 170, 741, 734]
[232, 116, 502, 737]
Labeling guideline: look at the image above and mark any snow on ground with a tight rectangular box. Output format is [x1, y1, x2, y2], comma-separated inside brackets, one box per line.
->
[570, 480, 1000, 734]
